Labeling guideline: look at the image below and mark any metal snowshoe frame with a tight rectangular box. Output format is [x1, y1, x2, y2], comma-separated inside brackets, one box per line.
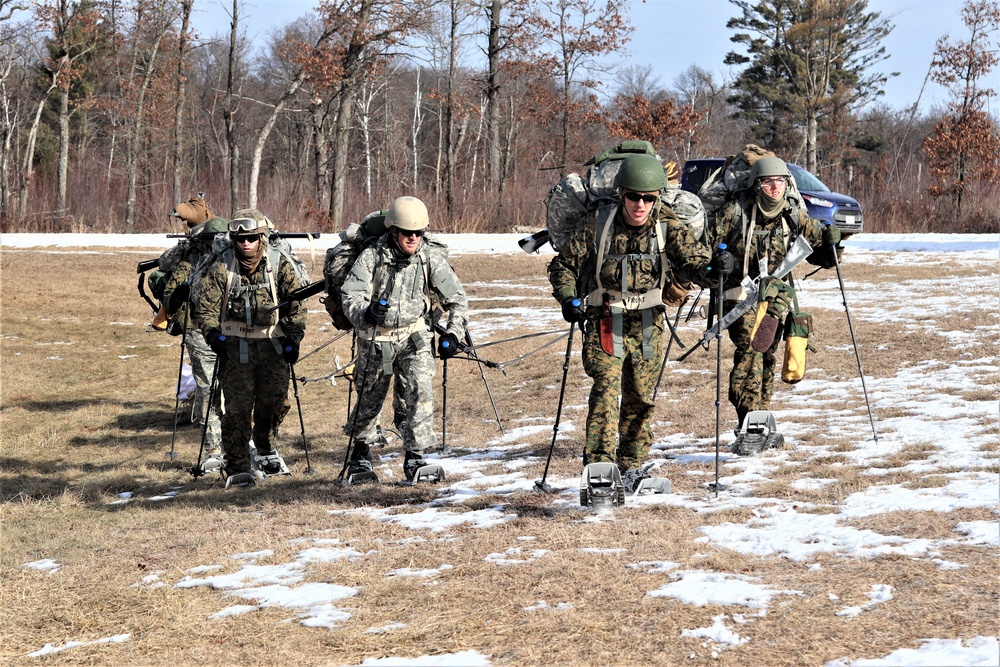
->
[405, 462, 446, 485]
[732, 410, 784, 456]
[579, 463, 625, 509]
[224, 471, 258, 488]
[251, 445, 291, 476]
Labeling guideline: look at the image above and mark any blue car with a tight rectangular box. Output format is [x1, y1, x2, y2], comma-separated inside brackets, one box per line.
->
[680, 158, 864, 237]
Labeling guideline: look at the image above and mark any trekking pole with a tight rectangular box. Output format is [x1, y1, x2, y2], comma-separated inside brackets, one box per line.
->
[708, 246, 728, 497]
[534, 319, 577, 493]
[827, 226, 879, 443]
[167, 323, 189, 460]
[652, 296, 690, 401]
[440, 353, 449, 454]
[288, 363, 315, 474]
[464, 330, 504, 435]
[337, 301, 385, 481]
[346, 333, 357, 416]
[296, 329, 351, 364]
[190, 352, 222, 478]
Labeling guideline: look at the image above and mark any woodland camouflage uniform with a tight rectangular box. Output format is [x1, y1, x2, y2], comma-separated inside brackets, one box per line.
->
[341, 231, 467, 461]
[705, 176, 841, 426]
[549, 203, 711, 471]
[194, 218, 306, 477]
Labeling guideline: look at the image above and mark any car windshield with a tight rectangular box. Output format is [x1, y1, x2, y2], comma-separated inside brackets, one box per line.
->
[788, 164, 831, 193]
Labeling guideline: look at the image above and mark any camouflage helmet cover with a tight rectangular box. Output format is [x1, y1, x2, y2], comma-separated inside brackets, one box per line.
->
[385, 196, 429, 231]
[615, 154, 666, 192]
[748, 156, 790, 182]
[229, 209, 271, 236]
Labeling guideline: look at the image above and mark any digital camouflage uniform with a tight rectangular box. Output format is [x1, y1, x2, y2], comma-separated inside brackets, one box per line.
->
[548, 204, 711, 470]
[342, 233, 467, 457]
[706, 195, 838, 425]
[162, 229, 224, 454]
[194, 245, 306, 476]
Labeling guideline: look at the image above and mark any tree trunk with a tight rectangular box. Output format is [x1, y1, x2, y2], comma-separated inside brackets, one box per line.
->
[412, 70, 422, 188]
[443, 0, 458, 223]
[172, 0, 193, 204]
[57, 88, 69, 214]
[19, 80, 56, 219]
[486, 0, 502, 192]
[224, 0, 241, 214]
[248, 70, 305, 209]
[124, 34, 164, 233]
[311, 96, 330, 209]
[328, 84, 356, 230]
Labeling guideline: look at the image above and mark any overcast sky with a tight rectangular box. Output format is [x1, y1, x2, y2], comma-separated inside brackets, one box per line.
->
[188, 0, 972, 114]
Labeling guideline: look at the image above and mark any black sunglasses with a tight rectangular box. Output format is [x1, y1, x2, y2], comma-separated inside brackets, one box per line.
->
[398, 229, 425, 238]
[623, 192, 658, 204]
[233, 235, 260, 243]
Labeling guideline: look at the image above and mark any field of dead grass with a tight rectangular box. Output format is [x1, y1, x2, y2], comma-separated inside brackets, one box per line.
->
[1, 244, 997, 666]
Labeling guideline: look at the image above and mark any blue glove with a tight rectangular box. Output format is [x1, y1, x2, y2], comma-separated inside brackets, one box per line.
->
[365, 299, 389, 325]
[561, 297, 586, 324]
[438, 333, 460, 359]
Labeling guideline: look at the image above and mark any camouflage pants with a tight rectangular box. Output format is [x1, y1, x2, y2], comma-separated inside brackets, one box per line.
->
[218, 338, 290, 475]
[726, 300, 783, 426]
[186, 329, 222, 454]
[581, 314, 663, 471]
[347, 330, 435, 455]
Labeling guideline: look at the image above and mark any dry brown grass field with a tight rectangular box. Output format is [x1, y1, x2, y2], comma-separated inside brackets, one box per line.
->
[1, 240, 997, 666]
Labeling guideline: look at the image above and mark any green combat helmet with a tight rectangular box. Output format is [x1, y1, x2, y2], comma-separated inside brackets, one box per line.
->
[748, 156, 790, 183]
[202, 217, 229, 235]
[385, 196, 429, 231]
[615, 153, 666, 192]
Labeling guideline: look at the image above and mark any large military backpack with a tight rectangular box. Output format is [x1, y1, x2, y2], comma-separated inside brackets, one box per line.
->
[321, 210, 389, 331]
[698, 143, 806, 229]
[543, 140, 705, 253]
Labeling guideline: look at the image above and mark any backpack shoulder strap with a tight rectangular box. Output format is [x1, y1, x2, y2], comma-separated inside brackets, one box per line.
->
[592, 204, 618, 294]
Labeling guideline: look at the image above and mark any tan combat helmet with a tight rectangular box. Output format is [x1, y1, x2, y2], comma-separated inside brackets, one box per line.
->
[385, 196, 429, 231]
[229, 208, 272, 237]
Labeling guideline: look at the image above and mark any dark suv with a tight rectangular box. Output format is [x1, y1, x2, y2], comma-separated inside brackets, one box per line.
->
[680, 158, 863, 237]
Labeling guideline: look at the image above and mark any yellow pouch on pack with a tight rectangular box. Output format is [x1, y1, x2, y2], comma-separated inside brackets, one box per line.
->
[782, 311, 813, 384]
[151, 304, 169, 331]
[748, 301, 769, 342]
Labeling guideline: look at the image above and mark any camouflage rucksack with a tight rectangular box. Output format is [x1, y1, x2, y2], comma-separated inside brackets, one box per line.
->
[322, 210, 388, 330]
[544, 140, 705, 252]
[698, 143, 806, 229]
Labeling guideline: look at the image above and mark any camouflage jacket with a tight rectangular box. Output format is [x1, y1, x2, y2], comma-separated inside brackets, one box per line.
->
[705, 195, 836, 293]
[342, 233, 468, 338]
[162, 238, 217, 330]
[548, 204, 712, 312]
[194, 247, 306, 344]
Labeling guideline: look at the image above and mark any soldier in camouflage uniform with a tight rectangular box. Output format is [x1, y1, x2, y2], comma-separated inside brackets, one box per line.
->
[704, 156, 842, 433]
[548, 154, 717, 492]
[161, 216, 229, 469]
[341, 196, 468, 482]
[193, 209, 307, 485]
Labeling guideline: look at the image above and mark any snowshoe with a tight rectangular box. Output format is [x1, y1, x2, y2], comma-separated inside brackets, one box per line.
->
[251, 446, 291, 477]
[403, 452, 445, 484]
[731, 411, 785, 456]
[224, 471, 258, 488]
[579, 462, 624, 510]
[625, 462, 672, 496]
[197, 452, 225, 476]
[344, 458, 380, 485]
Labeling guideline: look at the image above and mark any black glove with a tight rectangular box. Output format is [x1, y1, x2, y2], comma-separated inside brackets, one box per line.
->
[822, 224, 842, 246]
[281, 338, 300, 364]
[561, 297, 586, 324]
[365, 299, 389, 325]
[708, 250, 736, 276]
[205, 328, 228, 356]
[166, 283, 191, 313]
[438, 332, 460, 359]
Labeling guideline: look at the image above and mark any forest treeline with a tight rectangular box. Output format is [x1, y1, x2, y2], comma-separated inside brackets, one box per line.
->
[1, 0, 998, 235]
